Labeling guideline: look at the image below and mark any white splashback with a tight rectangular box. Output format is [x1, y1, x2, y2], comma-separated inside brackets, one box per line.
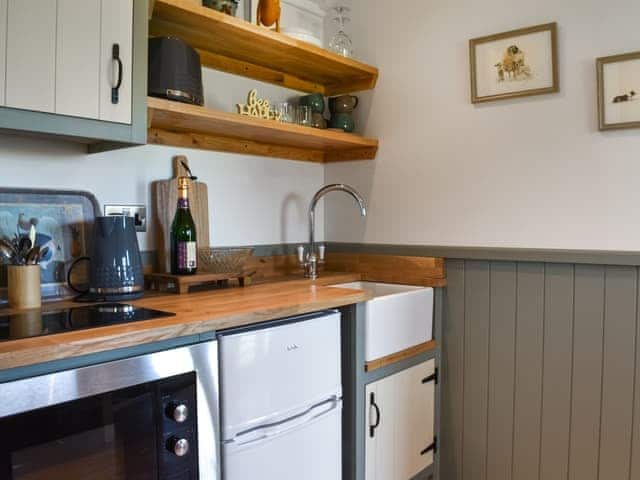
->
[0, 69, 325, 251]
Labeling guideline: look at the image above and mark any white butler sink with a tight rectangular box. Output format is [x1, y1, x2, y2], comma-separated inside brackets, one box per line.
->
[332, 282, 433, 361]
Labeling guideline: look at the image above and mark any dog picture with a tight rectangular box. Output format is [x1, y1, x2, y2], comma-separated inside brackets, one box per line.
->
[470, 23, 558, 103]
[612, 91, 636, 103]
[597, 51, 640, 130]
[494, 45, 532, 82]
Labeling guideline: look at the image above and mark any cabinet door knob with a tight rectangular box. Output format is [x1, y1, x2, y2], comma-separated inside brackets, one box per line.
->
[369, 392, 381, 438]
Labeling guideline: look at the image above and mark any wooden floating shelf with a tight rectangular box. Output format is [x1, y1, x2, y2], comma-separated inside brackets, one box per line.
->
[147, 97, 379, 163]
[149, 0, 379, 95]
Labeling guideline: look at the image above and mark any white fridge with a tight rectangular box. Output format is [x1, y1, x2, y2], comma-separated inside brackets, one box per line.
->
[218, 311, 343, 480]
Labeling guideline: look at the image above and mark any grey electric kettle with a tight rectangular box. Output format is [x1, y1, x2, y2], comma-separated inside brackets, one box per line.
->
[68, 216, 144, 301]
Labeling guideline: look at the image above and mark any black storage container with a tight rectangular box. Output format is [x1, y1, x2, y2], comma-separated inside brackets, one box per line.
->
[148, 37, 204, 106]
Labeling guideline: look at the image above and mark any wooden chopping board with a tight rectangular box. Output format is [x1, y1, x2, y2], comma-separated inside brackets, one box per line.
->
[153, 155, 210, 273]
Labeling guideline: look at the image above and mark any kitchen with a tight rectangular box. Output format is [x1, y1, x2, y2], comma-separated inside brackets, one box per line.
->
[0, 0, 639, 479]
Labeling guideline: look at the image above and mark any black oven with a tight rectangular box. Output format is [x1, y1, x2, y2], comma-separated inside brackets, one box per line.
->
[0, 342, 220, 480]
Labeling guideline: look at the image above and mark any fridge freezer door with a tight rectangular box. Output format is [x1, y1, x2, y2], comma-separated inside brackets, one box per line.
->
[219, 311, 342, 439]
[223, 399, 342, 480]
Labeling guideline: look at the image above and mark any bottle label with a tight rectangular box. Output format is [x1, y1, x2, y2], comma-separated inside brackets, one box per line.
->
[177, 241, 197, 269]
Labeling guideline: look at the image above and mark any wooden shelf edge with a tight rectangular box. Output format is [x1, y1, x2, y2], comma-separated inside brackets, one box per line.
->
[148, 128, 327, 163]
[150, 0, 379, 95]
[147, 98, 379, 163]
[365, 340, 438, 372]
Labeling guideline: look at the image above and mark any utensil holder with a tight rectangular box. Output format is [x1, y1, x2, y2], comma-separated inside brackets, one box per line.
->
[8, 265, 41, 310]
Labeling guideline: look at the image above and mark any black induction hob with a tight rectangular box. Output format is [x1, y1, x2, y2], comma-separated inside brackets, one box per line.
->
[0, 303, 176, 342]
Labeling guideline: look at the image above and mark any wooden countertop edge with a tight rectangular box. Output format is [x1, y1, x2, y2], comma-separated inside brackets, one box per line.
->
[0, 273, 369, 370]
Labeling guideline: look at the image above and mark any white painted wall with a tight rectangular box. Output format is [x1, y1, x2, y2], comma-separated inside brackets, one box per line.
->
[325, 0, 640, 251]
[0, 69, 325, 251]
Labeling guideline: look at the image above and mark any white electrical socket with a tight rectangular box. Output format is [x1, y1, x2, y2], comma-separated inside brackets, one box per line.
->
[104, 204, 147, 232]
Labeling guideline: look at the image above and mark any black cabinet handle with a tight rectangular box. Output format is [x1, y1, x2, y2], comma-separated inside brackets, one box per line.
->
[421, 438, 437, 455]
[421, 442, 436, 456]
[111, 44, 123, 104]
[369, 392, 381, 438]
[422, 367, 438, 385]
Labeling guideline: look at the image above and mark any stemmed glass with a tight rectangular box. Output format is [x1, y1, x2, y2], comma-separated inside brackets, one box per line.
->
[329, 6, 353, 58]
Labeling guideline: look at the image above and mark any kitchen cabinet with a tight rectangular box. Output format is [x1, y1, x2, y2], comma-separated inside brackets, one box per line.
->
[6, 0, 57, 113]
[0, 0, 6, 107]
[366, 359, 436, 480]
[0, 0, 146, 150]
[100, 0, 133, 124]
[56, 0, 102, 119]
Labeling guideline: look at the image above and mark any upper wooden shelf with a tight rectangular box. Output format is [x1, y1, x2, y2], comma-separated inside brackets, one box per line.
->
[147, 97, 379, 163]
[149, 0, 379, 95]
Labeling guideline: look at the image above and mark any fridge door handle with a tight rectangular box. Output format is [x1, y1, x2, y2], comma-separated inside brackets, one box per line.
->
[229, 396, 340, 447]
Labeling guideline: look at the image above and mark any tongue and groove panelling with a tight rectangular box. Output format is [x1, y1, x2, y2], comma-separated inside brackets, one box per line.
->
[441, 260, 640, 480]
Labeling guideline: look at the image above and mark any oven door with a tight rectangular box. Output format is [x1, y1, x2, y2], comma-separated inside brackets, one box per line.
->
[0, 341, 220, 480]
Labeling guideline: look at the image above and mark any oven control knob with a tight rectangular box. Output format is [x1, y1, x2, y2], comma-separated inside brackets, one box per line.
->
[169, 437, 190, 457]
[167, 403, 189, 423]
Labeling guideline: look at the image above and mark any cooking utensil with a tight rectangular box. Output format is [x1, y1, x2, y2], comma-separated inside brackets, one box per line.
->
[26, 246, 40, 265]
[0, 241, 15, 264]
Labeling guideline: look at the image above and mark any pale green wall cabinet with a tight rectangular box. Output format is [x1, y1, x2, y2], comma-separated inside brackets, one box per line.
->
[0, 0, 147, 151]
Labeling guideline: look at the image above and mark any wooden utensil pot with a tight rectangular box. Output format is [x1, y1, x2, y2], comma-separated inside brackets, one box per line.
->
[8, 265, 41, 310]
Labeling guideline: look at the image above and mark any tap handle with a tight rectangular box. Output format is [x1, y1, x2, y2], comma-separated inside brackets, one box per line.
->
[297, 245, 306, 264]
[317, 244, 326, 263]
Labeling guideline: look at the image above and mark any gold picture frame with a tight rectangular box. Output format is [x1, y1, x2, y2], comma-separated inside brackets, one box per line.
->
[469, 23, 559, 103]
[597, 51, 640, 131]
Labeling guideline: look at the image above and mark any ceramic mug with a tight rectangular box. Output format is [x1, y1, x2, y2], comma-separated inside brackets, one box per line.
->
[311, 112, 327, 129]
[329, 95, 359, 114]
[299, 93, 325, 114]
[329, 112, 355, 133]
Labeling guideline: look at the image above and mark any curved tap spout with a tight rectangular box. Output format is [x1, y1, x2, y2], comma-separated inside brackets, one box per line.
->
[308, 184, 367, 269]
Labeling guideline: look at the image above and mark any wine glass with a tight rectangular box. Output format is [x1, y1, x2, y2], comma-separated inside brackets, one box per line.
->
[329, 6, 353, 58]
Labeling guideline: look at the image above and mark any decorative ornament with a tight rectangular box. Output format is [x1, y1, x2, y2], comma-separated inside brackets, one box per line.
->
[237, 89, 282, 121]
[257, 0, 281, 32]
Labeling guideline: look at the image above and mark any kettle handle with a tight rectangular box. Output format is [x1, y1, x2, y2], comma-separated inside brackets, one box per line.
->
[67, 256, 91, 294]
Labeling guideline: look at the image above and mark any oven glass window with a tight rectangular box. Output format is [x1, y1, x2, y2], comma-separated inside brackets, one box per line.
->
[0, 383, 158, 479]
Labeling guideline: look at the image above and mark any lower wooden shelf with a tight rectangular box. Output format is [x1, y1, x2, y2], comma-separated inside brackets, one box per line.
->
[147, 97, 378, 163]
[365, 340, 438, 372]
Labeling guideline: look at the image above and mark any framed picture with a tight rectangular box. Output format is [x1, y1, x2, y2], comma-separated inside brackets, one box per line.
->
[469, 23, 559, 103]
[597, 51, 640, 130]
[0, 189, 98, 303]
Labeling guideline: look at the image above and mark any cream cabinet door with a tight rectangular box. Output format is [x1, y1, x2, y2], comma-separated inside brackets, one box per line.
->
[0, 0, 7, 106]
[100, 0, 133, 124]
[6, 0, 57, 113]
[396, 360, 436, 477]
[56, 0, 101, 119]
[366, 375, 396, 480]
[365, 359, 436, 480]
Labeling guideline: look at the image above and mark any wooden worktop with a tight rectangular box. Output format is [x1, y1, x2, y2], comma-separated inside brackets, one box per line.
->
[0, 272, 367, 371]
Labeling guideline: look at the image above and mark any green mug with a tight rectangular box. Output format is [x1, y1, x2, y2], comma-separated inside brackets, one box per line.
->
[299, 93, 325, 114]
[329, 112, 355, 133]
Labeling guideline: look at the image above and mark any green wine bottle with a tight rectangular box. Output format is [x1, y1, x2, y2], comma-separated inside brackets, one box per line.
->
[170, 177, 198, 275]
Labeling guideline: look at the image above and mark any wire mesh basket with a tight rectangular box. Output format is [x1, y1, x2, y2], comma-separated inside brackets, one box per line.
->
[197, 247, 254, 274]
